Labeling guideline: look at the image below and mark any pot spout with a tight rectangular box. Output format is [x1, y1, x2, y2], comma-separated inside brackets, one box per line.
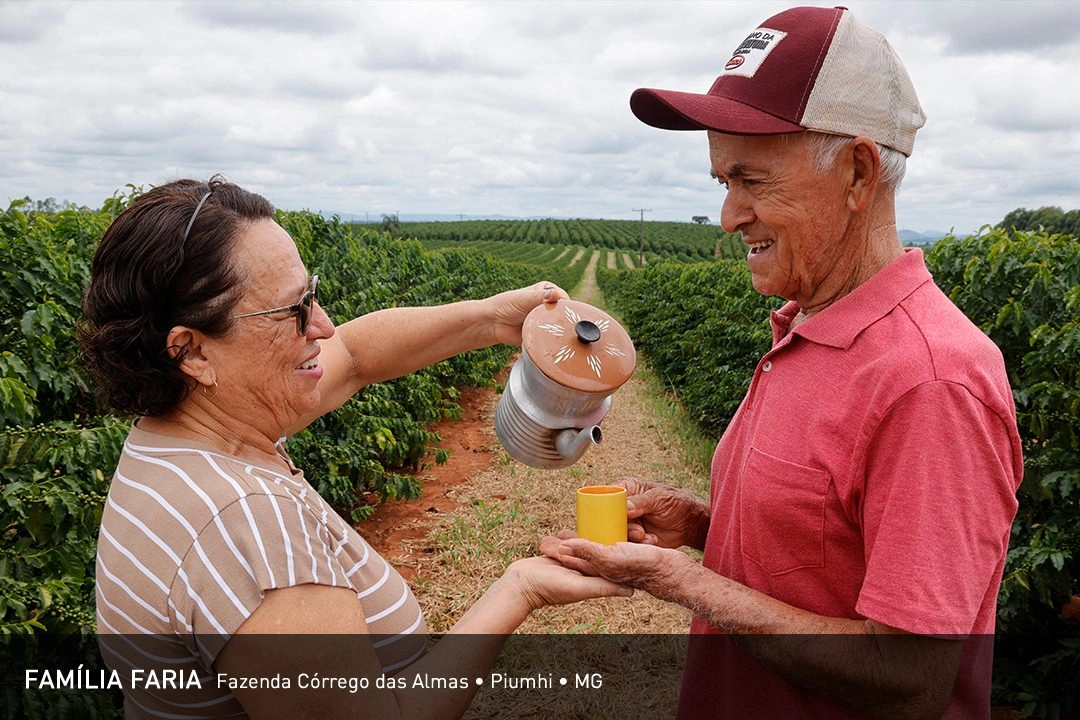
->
[554, 425, 603, 462]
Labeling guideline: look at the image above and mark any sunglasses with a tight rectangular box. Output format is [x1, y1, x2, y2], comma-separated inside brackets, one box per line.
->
[233, 275, 319, 335]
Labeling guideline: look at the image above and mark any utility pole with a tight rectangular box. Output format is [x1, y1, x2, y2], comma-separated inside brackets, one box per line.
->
[631, 208, 651, 266]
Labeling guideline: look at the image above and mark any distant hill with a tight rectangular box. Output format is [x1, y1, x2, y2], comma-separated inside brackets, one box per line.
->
[899, 229, 947, 246]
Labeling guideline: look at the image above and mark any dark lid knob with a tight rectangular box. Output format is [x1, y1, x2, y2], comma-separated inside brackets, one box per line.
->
[575, 320, 601, 344]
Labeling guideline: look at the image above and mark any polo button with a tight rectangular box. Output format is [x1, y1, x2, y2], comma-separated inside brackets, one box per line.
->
[762, 360, 773, 372]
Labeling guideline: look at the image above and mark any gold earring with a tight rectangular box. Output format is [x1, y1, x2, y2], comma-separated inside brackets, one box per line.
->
[201, 380, 219, 399]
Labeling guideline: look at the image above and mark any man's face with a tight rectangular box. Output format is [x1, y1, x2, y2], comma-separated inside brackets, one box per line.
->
[708, 131, 854, 308]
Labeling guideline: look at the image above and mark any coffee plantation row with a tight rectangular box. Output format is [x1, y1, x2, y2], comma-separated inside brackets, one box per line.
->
[423, 239, 592, 292]
[391, 217, 748, 263]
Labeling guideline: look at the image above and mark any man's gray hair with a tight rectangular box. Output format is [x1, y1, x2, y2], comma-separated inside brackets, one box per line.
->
[804, 132, 907, 193]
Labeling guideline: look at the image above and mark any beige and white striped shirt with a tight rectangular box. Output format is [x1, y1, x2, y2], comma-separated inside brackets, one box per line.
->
[96, 422, 427, 718]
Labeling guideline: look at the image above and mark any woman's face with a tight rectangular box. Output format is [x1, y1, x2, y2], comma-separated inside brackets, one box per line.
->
[210, 218, 335, 437]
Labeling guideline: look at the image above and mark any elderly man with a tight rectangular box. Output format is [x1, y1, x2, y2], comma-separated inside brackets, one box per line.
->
[544, 6, 1023, 719]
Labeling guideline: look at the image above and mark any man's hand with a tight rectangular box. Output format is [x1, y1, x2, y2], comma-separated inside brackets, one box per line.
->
[539, 534, 693, 600]
[618, 478, 710, 550]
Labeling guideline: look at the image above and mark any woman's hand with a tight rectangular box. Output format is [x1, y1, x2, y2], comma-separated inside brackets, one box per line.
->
[618, 478, 711, 551]
[500, 555, 633, 612]
[484, 281, 568, 346]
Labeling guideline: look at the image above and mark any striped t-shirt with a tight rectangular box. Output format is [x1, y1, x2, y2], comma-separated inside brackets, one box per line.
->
[95, 422, 427, 718]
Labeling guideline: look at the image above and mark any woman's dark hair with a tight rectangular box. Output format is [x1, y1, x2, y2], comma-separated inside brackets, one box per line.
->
[78, 176, 275, 416]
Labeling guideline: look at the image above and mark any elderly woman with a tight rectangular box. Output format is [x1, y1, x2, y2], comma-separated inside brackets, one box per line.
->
[80, 177, 629, 719]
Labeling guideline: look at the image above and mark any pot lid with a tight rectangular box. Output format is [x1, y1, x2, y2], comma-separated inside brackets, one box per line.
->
[521, 299, 636, 393]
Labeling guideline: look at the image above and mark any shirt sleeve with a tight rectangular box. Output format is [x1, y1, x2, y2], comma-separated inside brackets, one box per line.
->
[168, 491, 355, 667]
[856, 380, 1020, 635]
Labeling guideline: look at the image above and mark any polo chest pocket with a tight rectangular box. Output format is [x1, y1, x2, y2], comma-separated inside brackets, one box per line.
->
[740, 447, 831, 575]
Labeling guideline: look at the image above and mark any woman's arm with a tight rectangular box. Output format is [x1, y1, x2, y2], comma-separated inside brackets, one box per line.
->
[214, 557, 629, 719]
[287, 282, 565, 434]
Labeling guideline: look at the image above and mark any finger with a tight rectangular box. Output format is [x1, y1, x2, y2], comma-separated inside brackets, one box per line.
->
[626, 491, 659, 519]
[629, 486, 674, 518]
[540, 282, 567, 303]
[626, 525, 658, 545]
[547, 541, 603, 576]
[552, 552, 600, 577]
[538, 535, 565, 558]
[576, 575, 634, 599]
[555, 539, 605, 566]
[614, 477, 647, 495]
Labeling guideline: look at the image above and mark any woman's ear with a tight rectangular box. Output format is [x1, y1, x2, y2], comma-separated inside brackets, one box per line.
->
[166, 326, 215, 388]
[846, 136, 881, 213]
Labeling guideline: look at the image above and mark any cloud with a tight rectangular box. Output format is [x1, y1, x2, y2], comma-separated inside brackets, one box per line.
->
[971, 52, 1080, 133]
[854, 1, 1080, 54]
[929, 2, 1078, 54]
[0, 0, 66, 43]
[0, 0, 1077, 236]
[183, 0, 354, 35]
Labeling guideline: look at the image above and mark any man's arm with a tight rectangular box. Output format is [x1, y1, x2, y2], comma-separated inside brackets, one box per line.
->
[540, 539, 962, 720]
[668, 556, 962, 720]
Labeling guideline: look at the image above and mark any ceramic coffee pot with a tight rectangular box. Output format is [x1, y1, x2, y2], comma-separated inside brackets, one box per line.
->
[495, 299, 635, 469]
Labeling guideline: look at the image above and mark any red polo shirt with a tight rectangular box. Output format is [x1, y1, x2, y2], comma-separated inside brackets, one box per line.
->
[679, 248, 1023, 719]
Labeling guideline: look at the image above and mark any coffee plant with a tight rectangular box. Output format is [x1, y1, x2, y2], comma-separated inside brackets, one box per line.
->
[927, 228, 1079, 717]
[598, 259, 780, 438]
[0, 190, 542, 651]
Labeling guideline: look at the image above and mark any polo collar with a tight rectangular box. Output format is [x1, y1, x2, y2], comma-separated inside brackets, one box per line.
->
[770, 248, 934, 350]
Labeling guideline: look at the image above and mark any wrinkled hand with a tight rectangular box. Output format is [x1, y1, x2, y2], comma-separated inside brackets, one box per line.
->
[485, 281, 568, 346]
[539, 535, 691, 599]
[617, 478, 710, 550]
[503, 555, 633, 611]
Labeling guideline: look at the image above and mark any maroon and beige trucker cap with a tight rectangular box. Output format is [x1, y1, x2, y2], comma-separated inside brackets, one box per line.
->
[630, 6, 926, 156]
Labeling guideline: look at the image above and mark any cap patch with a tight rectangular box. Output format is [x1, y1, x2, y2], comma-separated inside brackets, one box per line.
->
[720, 27, 787, 78]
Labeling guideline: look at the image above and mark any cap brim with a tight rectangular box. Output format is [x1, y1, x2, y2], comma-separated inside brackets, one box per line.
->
[630, 87, 804, 135]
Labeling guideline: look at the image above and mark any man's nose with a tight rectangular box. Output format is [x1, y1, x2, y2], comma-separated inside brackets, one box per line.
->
[720, 187, 754, 234]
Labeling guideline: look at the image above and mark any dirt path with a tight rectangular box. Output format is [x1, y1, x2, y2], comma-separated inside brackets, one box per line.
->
[573, 249, 602, 303]
[361, 254, 707, 634]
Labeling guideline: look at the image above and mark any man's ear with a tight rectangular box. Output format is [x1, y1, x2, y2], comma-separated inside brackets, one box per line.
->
[166, 326, 215, 388]
[846, 136, 881, 213]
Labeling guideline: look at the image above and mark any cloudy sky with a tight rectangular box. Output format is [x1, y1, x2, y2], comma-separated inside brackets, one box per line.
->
[3, 0, 1078, 235]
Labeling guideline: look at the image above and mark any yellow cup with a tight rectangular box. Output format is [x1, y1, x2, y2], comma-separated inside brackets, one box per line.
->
[576, 485, 628, 545]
